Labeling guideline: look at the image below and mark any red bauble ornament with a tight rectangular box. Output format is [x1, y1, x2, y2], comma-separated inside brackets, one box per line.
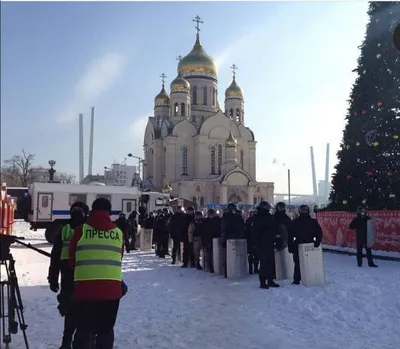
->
[346, 175, 352, 180]
[362, 109, 367, 115]
[388, 171, 393, 176]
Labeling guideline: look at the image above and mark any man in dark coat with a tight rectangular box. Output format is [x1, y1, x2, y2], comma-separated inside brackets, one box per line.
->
[245, 209, 258, 274]
[253, 201, 279, 289]
[288, 205, 323, 285]
[48, 201, 89, 349]
[349, 206, 377, 268]
[169, 206, 186, 264]
[203, 209, 221, 272]
[153, 213, 169, 258]
[114, 213, 131, 253]
[127, 211, 138, 250]
[181, 206, 196, 268]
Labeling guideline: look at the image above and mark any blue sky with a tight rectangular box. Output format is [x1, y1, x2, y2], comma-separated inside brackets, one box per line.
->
[1, 1, 369, 194]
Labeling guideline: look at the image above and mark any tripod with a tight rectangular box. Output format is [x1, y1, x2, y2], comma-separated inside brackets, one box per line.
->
[0, 254, 29, 349]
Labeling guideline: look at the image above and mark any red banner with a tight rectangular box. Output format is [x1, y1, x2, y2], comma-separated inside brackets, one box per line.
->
[317, 211, 400, 252]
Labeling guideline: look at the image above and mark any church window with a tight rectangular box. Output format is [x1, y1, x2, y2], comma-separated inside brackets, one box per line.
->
[182, 146, 188, 174]
[181, 103, 185, 116]
[210, 146, 216, 174]
[217, 144, 222, 174]
[196, 185, 201, 192]
[192, 115, 196, 122]
[236, 109, 240, 122]
[192, 86, 198, 105]
[200, 115, 205, 122]
[200, 196, 205, 207]
[240, 150, 244, 168]
[212, 87, 215, 106]
[192, 197, 197, 210]
[203, 86, 208, 105]
[216, 196, 220, 204]
[174, 103, 178, 116]
[253, 197, 257, 205]
[256, 186, 260, 192]
[229, 109, 233, 118]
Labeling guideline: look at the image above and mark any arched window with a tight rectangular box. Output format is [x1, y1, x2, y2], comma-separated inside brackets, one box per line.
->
[192, 86, 197, 105]
[216, 196, 220, 204]
[174, 103, 178, 116]
[229, 109, 233, 118]
[236, 109, 240, 122]
[200, 115, 205, 122]
[203, 86, 208, 105]
[182, 146, 188, 174]
[253, 197, 257, 205]
[210, 146, 216, 174]
[240, 150, 244, 168]
[212, 87, 215, 106]
[200, 196, 205, 207]
[217, 144, 223, 174]
[181, 103, 185, 116]
[192, 197, 197, 210]
[191, 115, 196, 122]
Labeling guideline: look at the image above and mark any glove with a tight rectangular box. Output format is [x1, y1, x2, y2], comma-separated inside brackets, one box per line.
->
[314, 241, 320, 248]
[49, 282, 59, 293]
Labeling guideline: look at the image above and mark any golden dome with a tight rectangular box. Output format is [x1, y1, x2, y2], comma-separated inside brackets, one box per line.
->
[225, 76, 243, 99]
[170, 71, 190, 93]
[225, 131, 237, 147]
[178, 34, 217, 78]
[154, 85, 170, 106]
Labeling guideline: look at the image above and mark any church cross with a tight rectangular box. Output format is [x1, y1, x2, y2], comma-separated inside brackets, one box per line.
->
[160, 73, 167, 85]
[193, 15, 203, 34]
[231, 64, 238, 77]
[176, 55, 182, 62]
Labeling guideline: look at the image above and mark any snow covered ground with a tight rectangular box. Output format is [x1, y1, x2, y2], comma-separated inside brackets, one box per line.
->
[4, 222, 400, 349]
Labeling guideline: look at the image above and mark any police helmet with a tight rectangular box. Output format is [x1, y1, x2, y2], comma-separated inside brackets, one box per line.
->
[258, 201, 272, 211]
[194, 211, 204, 219]
[227, 203, 237, 212]
[275, 202, 286, 212]
[298, 205, 310, 216]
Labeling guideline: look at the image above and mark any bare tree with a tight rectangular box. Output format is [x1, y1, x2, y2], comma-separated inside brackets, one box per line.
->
[2, 150, 35, 186]
[55, 172, 76, 184]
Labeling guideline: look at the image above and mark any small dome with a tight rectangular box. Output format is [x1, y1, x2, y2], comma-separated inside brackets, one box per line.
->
[154, 85, 170, 106]
[178, 34, 217, 78]
[170, 71, 190, 93]
[225, 131, 237, 148]
[225, 76, 243, 99]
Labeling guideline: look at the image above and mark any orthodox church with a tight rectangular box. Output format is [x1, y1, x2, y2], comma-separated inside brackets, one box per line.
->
[142, 16, 274, 208]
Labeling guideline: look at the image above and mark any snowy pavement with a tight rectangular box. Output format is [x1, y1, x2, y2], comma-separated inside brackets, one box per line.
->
[4, 223, 400, 349]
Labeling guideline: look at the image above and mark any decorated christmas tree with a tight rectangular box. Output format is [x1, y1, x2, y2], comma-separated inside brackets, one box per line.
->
[329, 2, 400, 211]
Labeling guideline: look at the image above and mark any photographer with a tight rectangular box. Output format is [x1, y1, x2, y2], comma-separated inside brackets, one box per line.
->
[48, 201, 89, 349]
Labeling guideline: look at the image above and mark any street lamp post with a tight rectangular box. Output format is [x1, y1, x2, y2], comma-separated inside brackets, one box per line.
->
[127, 153, 144, 187]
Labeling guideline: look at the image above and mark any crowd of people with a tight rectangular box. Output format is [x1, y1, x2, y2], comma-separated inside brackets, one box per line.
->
[47, 197, 376, 349]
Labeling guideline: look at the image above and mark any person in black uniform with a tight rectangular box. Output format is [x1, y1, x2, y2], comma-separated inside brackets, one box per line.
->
[154, 213, 169, 258]
[48, 202, 89, 349]
[181, 206, 196, 268]
[114, 213, 131, 253]
[349, 206, 378, 268]
[253, 201, 279, 289]
[273, 202, 292, 251]
[203, 209, 221, 272]
[288, 204, 323, 285]
[169, 206, 186, 264]
[245, 209, 258, 274]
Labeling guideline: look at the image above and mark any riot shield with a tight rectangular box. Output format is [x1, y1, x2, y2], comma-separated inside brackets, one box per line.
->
[275, 224, 288, 252]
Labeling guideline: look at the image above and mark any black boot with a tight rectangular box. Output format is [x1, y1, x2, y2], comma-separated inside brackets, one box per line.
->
[292, 280, 300, 285]
[196, 263, 203, 270]
[368, 263, 378, 268]
[260, 282, 269, 289]
[171, 256, 176, 265]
